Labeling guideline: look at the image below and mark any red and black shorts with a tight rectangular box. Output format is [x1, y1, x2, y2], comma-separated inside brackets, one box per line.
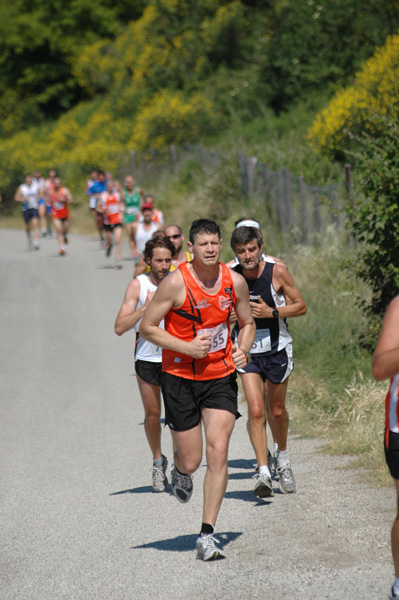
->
[161, 371, 239, 432]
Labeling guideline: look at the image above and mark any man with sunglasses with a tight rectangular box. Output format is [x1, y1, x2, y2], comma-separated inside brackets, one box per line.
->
[165, 225, 192, 269]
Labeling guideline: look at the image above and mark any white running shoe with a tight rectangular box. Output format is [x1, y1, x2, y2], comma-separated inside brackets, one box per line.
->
[152, 455, 168, 493]
[196, 534, 226, 561]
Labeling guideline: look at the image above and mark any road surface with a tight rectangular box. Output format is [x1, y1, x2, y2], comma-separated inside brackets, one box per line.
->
[0, 229, 394, 599]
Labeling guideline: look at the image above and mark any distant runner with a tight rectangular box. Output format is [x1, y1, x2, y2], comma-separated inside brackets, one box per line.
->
[123, 175, 143, 257]
[115, 236, 175, 492]
[48, 177, 73, 255]
[97, 179, 124, 269]
[14, 175, 40, 251]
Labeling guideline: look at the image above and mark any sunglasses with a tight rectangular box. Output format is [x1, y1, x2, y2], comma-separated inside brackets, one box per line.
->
[167, 234, 181, 240]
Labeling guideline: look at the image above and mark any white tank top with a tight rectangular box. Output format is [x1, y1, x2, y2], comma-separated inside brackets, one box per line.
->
[135, 222, 159, 254]
[134, 274, 164, 362]
[20, 182, 39, 209]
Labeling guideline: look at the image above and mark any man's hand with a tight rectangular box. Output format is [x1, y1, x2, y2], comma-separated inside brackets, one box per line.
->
[187, 334, 212, 358]
[232, 345, 248, 370]
[249, 296, 273, 319]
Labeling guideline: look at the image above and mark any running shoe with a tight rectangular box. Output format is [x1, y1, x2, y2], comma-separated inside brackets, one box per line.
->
[33, 242, 40, 251]
[390, 585, 399, 599]
[171, 467, 193, 503]
[267, 449, 276, 477]
[276, 463, 297, 493]
[252, 472, 274, 498]
[59, 248, 66, 256]
[196, 534, 226, 561]
[114, 262, 123, 270]
[64, 235, 68, 244]
[106, 244, 112, 257]
[152, 455, 168, 493]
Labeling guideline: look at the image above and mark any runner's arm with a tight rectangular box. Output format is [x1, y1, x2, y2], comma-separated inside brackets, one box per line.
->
[250, 265, 306, 319]
[230, 271, 256, 368]
[65, 188, 74, 203]
[372, 295, 399, 381]
[115, 279, 147, 335]
[139, 271, 211, 358]
[14, 187, 23, 202]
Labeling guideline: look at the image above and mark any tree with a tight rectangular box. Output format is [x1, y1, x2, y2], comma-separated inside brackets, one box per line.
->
[349, 116, 399, 346]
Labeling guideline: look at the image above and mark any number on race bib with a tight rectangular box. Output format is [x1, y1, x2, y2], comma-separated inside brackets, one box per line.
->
[197, 322, 228, 354]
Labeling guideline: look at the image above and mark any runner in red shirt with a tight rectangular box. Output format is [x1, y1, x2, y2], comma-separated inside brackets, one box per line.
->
[48, 177, 73, 255]
[97, 179, 124, 269]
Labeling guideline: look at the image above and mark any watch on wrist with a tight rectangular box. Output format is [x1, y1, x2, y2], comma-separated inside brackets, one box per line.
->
[272, 308, 279, 318]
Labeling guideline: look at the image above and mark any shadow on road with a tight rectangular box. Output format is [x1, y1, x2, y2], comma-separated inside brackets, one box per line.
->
[225, 489, 273, 506]
[228, 458, 255, 470]
[131, 531, 242, 552]
[110, 485, 154, 495]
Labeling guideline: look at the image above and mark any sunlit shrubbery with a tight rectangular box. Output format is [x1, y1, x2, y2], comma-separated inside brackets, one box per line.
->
[308, 33, 399, 154]
[129, 90, 215, 151]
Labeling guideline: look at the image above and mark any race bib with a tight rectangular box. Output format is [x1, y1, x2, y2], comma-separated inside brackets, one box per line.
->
[126, 206, 139, 215]
[197, 322, 228, 354]
[107, 205, 119, 214]
[251, 328, 271, 354]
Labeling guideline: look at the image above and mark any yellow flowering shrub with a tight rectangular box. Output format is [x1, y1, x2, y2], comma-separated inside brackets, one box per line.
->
[71, 39, 123, 94]
[308, 33, 399, 153]
[129, 90, 215, 152]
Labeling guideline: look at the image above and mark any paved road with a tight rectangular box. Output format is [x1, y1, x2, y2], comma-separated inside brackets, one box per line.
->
[0, 229, 395, 599]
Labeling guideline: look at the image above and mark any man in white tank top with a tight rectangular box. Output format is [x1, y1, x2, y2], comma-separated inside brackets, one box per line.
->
[115, 236, 175, 493]
[131, 202, 162, 263]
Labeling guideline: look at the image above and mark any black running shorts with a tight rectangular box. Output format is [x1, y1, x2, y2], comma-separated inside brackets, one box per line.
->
[241, 343, 293, 384]
[161, 372, 239, 432]
[103, 223, 122, 232]
[135, 360, 162, 387]
[385, 429, 399, 480]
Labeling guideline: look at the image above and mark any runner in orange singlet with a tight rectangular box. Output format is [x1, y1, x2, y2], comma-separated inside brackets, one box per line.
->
[97, 179, 124, 269]
[140, 218, 255, 561]
[48, 177, 73, 255]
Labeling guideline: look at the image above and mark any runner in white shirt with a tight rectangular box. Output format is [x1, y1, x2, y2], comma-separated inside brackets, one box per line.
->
[14, 175, 40, 250]
[115, 236, 175, 493]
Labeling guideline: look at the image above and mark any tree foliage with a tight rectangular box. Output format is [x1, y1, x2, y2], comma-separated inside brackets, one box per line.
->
[349, 116, 399, 346]
[308, 33, 399, 156]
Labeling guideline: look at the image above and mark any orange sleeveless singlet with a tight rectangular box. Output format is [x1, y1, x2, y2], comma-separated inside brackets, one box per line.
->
[162, 262, 236, 381]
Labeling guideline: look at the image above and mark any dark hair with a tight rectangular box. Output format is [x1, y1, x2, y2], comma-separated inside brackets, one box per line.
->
[165, 224, 182, 235]
[144, 237, 175, 262]
[144, 194, 154, 201]
[189, 219, 221, 244]
[230, 226, 262, 251]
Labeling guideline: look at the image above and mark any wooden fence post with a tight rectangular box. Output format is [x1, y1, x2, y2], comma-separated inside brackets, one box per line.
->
[247, 157, 257, 197]
[299, 176, 308, 243]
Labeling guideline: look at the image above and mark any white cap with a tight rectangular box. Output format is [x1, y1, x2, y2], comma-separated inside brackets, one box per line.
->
[236, 219, 260, 229]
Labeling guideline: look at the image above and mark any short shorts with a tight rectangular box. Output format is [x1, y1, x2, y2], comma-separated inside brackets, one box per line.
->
[241, 343, 293, 384]
[103, 223, 122, 232]
[22, 208, 38, 223]
[37, 197, 45, 205]
[135, 359, 162, 387]
[161, 371, 239, 432]
[385, 429, 399, 479]
[89, 196, 98, 210]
